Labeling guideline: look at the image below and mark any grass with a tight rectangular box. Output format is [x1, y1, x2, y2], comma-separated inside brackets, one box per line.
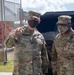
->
[0, 60, 14, 72]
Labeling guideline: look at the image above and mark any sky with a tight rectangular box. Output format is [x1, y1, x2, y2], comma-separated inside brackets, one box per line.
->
[6, 0, 74, 15]
[22, 0, 74, 14]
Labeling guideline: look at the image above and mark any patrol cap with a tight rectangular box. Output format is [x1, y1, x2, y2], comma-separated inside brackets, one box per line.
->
[28, 10, 41, 18]
[28, 16, 40, 22]
[57, 15, 72, 25]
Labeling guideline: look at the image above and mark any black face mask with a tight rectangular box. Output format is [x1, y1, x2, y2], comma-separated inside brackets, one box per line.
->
[28, 20, 39, 28]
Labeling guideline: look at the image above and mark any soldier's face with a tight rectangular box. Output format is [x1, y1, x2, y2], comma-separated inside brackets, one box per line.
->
[57, 24, 69, 34]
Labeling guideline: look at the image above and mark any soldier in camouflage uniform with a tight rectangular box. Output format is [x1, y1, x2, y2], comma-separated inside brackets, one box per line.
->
[51, 15, 74, 75]
[4, 11, 49, 75]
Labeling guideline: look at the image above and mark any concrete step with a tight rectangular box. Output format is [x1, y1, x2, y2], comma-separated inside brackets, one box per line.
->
[0, 72, 12, 75]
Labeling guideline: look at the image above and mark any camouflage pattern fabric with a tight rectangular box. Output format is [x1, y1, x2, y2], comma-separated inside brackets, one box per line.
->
[52, 29, 74, 75]
[57, 15, 71, 24]
[4, 26, 49, 75]
[32, 29, 49, 74]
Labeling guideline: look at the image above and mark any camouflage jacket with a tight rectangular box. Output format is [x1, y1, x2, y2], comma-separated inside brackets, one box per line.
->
[52, 29, 74, 75]
[4, 26, 49, 75]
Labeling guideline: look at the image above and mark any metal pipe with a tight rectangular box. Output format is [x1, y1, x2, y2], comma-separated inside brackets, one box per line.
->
[1, 0, 7, 64]
[1, 0, 5, 48]
[20, 0, 22, 26]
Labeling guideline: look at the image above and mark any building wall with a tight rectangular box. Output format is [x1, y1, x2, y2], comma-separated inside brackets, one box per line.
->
[0, 0, 20, 21]
[5, 1, 20, 21]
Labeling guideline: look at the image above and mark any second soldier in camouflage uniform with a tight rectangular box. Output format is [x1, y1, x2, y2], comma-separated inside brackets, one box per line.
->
[51, 15, 74, 75]
[4, 11, 49, 75]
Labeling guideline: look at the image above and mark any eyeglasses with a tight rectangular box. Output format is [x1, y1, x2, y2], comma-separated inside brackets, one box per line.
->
[56, 23, 68, 26]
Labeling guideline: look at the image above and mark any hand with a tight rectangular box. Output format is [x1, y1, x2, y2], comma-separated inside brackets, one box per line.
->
[10, 27, 22, 37]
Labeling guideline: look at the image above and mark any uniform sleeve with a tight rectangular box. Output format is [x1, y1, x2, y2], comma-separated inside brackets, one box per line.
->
[38, 34, 49, 74]
[41, 42, 49, 74]
[32, 30, 49, 74]
[33, 32, 49, 74]
[4, 33, 15, 48]
[4, 27, 23, 48]
[51, 41, 57, 75]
